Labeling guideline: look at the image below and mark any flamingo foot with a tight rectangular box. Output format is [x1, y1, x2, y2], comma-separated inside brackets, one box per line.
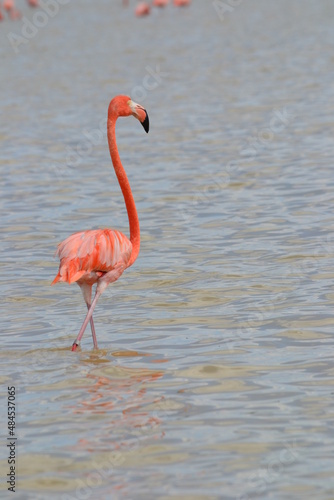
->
[72, 342, 79, 352]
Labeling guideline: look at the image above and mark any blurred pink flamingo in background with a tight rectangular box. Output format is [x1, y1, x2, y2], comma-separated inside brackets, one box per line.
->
[0, 0, 40, 21]
[174, 0, 191, 5]
[153, 0, 169, 6]
[3, 0, 21, 18]
[3, 0, 14, 9]
[9, 8, 20, 18]
[135, 2, 151, 16]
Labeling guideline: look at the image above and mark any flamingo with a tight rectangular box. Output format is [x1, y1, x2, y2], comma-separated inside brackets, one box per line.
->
[10, 8, 21, 18]
[173, 0, 191, 6]
[153, 0, 169, 6]
[52, 95, 149, 351]
[27, 0, 39, 7]
[3, 0, 21, 18]
[3, 0, 14, 10]
[135, 2, 151, 16]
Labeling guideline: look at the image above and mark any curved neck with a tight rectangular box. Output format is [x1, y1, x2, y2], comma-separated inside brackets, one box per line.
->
[107, 116, 140, 267]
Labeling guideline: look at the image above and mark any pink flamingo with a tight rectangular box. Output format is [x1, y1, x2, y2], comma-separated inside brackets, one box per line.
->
[10, 7, 21, 18]
[153, 0, 169, 6]
[52, 95, 149, 351]
[173, 0, 191, 5]
[3, 0, 21, 18]
[135, 2, 151, 16]
[27, 0, 39, 7]
[3, 0, 14, 10]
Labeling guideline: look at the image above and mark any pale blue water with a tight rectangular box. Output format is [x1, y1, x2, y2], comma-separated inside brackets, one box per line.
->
[1, 0, 334, 498]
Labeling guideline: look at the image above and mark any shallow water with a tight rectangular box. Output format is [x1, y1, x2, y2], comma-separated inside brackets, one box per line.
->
[1, 0, 334, 498]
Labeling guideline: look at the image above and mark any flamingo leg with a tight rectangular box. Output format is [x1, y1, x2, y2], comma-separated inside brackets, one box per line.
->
[72, 289, 102, 351]
[79, 283, 98, 349]
[86, 303, 98, 349]
[72, 262, 126, 352]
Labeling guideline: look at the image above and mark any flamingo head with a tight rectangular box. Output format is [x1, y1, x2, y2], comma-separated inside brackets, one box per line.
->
[109, 95, 149, 133]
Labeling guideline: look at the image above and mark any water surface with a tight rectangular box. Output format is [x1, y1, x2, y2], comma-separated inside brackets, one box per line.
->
[1, 1, 334, 498]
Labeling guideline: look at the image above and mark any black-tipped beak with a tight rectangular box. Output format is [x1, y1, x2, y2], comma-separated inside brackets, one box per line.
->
[141, 111, 149, 133]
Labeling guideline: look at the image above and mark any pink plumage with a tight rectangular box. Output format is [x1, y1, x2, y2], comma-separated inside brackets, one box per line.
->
[52, 229, 132, 285]
[135, 2, 151, 16]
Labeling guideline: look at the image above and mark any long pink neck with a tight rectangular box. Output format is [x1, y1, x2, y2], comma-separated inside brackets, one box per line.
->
[107, 116, 140, 267]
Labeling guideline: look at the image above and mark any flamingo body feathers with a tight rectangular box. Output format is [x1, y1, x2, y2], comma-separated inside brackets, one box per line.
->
[52, 229, 132, 285]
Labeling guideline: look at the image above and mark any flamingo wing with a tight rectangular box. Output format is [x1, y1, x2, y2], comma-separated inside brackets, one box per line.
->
[52, 229, 132, 285]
